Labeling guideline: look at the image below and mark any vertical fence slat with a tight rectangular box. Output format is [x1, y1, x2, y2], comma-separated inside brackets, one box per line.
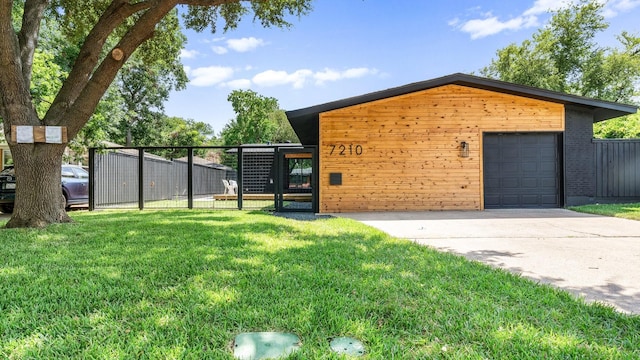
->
[594, 139, 640, 200]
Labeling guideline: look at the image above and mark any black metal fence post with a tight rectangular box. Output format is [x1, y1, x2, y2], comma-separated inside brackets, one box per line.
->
[138, 148, 144, 210]
[237, 146, 243, 210]
[88, 148, 95, 211]
[187, 148, 194, 209]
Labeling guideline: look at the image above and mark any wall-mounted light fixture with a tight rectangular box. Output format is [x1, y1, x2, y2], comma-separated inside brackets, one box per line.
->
[460, 141, 469, 158]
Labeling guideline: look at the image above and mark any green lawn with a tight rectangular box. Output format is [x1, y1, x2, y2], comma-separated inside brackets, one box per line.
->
[1, 210, 638, 359]
[570, 202, 640, 221]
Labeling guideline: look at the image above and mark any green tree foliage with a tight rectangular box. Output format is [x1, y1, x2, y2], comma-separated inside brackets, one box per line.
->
[147, 116, 215, 159]
[109, 10, 189, 146]
[594, 113, 640, 138]
[0, 0, 313, 228]
[30, 49, 66, 118]
[220, 89, 299, 145]
[480, 0, 640, 138]
[271, 109, 300, 143]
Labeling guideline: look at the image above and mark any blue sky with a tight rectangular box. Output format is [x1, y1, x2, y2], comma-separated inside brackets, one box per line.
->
[165, 0, 640, 134]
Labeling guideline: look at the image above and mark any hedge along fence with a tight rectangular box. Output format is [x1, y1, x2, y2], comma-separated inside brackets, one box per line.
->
[594, 139, 640, 202]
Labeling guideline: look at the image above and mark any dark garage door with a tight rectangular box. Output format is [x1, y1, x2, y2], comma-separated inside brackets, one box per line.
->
[484, 133, 560, 208]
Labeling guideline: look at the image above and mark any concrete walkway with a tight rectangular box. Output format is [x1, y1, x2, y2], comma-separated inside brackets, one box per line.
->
[335, 209, 640, 314]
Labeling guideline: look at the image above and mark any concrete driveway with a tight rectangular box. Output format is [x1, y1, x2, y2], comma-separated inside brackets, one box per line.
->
[335, 209, 640, 314]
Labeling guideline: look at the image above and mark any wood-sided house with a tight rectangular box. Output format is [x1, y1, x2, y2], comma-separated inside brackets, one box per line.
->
[285, 73, 638, 213]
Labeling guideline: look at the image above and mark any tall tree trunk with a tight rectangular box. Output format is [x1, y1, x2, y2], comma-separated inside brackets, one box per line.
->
[5, 143, 71, 228]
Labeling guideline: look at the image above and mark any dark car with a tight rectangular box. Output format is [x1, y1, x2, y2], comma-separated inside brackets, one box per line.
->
[0, 165, 89, 213]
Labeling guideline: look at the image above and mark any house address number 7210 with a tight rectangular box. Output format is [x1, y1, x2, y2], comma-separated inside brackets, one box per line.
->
[328, 144, 363, 156]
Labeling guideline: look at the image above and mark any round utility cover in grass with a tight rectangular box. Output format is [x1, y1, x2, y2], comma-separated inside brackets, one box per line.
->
[233, 332, 300, 360]
[330, 337, 365, 357]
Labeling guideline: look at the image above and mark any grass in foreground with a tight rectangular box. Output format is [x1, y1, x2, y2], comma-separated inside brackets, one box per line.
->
[1, 210, 638, 359]
[570, 202, 640, 221]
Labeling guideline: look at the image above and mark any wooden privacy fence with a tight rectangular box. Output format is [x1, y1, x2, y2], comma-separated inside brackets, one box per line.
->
[594, 139, 640, 200]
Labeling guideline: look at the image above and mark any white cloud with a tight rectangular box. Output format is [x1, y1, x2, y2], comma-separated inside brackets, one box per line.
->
[201, 37, 226, 44]
[189, 66, 234, 87]
[226, 37, 265, 52]
[605, 0, 640, 16]
[523, 0, 573, 16]
[225, 79, 252, 89]
[314, 67, 379, 85]
[456, 0, 640, 39]
[343, 67, 379, 79]
[189, 66, 379, 90]
[253, 69, 313, 89]
[453, 0, 578, 39]
[208, 37, 266, 55]
[314, 69, 342, 84]
[251, 67, 379, 88]
[180, 49, 199, 59]
[461, 15, 538, 39]
[448, 17, 460, 27]
[614, 0, 640, 10]
[212, 46, 228, 55]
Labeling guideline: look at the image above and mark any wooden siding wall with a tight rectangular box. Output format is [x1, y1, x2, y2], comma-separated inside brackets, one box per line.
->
[319, 85, 564, 212]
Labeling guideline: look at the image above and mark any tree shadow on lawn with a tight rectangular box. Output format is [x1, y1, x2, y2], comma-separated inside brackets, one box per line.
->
[434, 246, 640, 315]
[1, 210, 639, 359]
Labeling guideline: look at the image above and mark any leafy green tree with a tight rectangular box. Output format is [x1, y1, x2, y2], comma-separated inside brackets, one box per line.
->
[0, 0, 313, 228]
[594, 113, 640, 138]
[110, 57, 187, 146]
[30, 50, 66, 118]
[153, 116, 215, 159]
[221, 89, 299, 145]
[480, 0, 640, 136]
[110, 11, 188, 146]
[271, 109, 300, 143]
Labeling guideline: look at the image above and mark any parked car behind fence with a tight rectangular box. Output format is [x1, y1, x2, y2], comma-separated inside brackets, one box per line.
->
[0, 165, 89, 214]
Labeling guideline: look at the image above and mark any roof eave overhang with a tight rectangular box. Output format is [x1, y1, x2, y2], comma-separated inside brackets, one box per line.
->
[286, 73, 639, 145]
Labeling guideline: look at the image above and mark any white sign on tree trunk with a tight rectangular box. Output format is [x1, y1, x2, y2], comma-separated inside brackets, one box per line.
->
[16, 126, 34, 143]
[45, 126, 63, 144]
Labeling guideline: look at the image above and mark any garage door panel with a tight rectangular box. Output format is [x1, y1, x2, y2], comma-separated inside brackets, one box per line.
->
[502, 152, 521, 161]
[485, 163, 500, 174]
[522, 178, 538, 188]
[540, 178, 557, 188]
[484, 133, 560, 208]
[501, 195, 520, 206]
[522, 162, 538, 172]
[502, 178, 520, 189]
[540, 161, 557, 173]
[522, 195, 541, 205]
[485, 195, 500, 205]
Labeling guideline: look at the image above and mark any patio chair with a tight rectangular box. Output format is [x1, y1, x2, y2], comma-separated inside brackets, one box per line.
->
[229, 180, 238, 195]
[222, 179, 234, 196]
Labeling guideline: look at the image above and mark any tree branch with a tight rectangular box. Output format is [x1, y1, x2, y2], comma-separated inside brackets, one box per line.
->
[0, 0, 38, 127]
[62, 0, 179, 137]
[19, 0, 49, 86]
[178, 0, 247, 6]
[46, 0, 152, 126]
